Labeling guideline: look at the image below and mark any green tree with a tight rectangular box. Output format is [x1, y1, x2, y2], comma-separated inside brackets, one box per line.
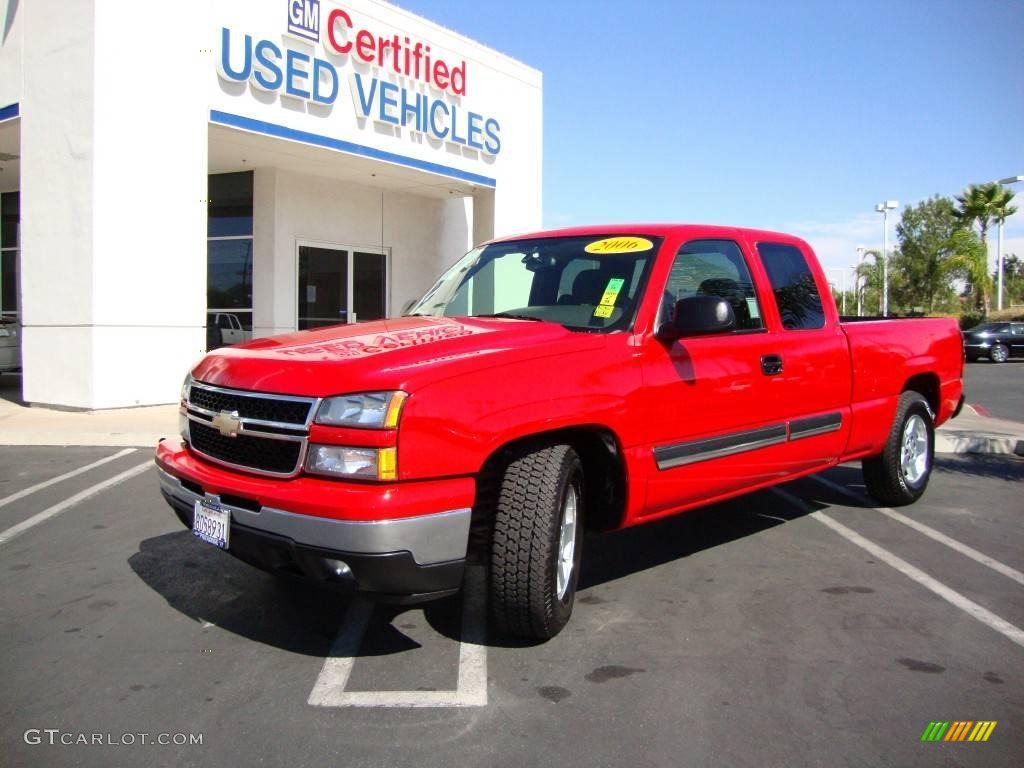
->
[995, 253, 1024, 306]
[855, 249, 884, 315]
[992, 191, 1019, 308]
[946, 229, 990, 313]
[954, 182, 1018, 313]
[892, 195, 960, 313]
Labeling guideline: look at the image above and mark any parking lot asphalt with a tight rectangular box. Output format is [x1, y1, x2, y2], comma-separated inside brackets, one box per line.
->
[1, 446, 1022, 768]
[964, 358, 1024, 422]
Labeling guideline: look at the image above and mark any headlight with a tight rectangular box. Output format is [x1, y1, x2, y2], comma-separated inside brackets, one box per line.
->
[306, 445, 397, 481]
[179, 373, 193, 441]
[315, 391, 407, 429]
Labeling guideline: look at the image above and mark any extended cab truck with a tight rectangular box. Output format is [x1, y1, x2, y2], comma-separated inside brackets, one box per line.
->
[155, 225, 965, 640]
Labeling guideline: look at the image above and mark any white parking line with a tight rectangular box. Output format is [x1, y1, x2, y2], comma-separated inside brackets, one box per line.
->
[809, 475, 1024, 587]
[306, 599, 373, 703]
[308, 567, 488, 708]
[0, 460, 153, 545]
[771, 488, 1024, 649]
[0, 448, 137, 509]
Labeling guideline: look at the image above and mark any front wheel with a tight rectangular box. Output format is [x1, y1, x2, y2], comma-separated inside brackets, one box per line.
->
[990, 344, 1009, 363]
[863, 391, 934, 506]
[489, 443, 584, 640]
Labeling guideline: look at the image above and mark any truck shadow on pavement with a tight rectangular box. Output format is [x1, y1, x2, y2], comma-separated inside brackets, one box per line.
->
[130, 481, 874, 652]
[125, 456, 1022, 655]
[576, 490, 814, 593]
[128, 530, 464, 656]
[931, 454, 1024, 482]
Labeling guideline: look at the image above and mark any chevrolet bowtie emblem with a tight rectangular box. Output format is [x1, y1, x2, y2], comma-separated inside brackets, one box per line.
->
[211, 410, 242, 438]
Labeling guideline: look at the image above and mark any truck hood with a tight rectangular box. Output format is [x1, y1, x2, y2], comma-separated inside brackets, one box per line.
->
[191, 316, 606, 397]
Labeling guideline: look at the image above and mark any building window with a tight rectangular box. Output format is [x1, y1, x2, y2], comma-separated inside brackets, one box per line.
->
[1, 191, 18, 320]
[207, 172, 253, 349]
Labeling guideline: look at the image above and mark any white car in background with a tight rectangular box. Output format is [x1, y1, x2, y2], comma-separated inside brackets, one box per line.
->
[0, 317, 19, 372]
[207, 312, 252, 348]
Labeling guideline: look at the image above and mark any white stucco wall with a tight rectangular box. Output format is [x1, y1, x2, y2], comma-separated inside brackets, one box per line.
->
[20, 0, 207, 408]
[12, 0, 542, 408]
[252, 167, 470, 337]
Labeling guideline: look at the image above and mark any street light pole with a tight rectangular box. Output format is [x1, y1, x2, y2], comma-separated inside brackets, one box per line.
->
[875, 200, 898, 316]
[856, 244, 865, 316]
[995, 175, 1023, 312]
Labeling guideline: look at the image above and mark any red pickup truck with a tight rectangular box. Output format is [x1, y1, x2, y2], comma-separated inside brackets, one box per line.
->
[156, 225, 964, 639]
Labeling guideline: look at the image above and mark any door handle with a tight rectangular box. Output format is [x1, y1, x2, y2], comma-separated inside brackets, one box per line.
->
[761, 354, 784, 376]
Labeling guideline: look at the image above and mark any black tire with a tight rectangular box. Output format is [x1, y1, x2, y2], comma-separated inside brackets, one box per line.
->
[863, 391, 935, 506]
[489, 443, 584, 640]
[990, 344, 1009, 363]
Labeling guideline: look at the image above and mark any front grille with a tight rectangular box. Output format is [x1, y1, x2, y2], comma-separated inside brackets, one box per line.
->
[189, 383, 313, 425]
[189, 421, 303, 475]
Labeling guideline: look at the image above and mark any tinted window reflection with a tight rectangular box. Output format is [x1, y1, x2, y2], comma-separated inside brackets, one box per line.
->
[1, 191, 17, 249]
[757, 242, 825, 330]
[207, 239, 253, 309]
[208, 172, 253, 237]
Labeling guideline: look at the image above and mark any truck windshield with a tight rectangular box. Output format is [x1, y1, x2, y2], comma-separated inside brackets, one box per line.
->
[406, 234, 662, 332]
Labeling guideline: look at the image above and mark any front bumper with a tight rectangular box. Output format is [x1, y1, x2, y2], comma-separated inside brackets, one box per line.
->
[155, 438, 475, 601]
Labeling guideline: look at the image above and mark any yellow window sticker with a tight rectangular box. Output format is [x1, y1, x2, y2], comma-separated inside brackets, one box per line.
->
[598, 277, 625, 307]
[584, 237, 654, 255]
[593, 278, 625, 319]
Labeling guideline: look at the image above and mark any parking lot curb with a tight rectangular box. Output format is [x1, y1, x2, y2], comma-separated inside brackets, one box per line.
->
[935, 432, 1024, 457]
[935, 404, 1024, 457]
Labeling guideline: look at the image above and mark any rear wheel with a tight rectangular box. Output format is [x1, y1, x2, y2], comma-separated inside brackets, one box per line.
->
[990, 343, 1009, 363]
[863, 391, 934, 506]
[489, 443, 584, 640]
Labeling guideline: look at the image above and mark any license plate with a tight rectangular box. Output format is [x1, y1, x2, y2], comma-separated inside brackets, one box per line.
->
[193, 500, 230, 549]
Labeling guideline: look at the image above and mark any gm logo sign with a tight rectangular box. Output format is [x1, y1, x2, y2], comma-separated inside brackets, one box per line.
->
[287, 0, 320, 42]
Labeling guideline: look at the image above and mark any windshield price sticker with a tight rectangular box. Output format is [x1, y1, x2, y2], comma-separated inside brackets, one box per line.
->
[599, 278, 625, 306]
[593, 278, 626, 319]
[584, 237, 654, 255]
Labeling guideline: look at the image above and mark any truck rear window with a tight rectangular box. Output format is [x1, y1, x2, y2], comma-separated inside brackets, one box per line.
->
[756, 242, 825, 330]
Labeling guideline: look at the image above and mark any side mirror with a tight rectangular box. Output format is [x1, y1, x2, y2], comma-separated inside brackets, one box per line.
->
[656, 296, 735, 341]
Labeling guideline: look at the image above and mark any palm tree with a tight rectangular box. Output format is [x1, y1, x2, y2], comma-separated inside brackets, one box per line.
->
[954, 182, 1017, 313]
[945, 229, 990, 313]
[855, 250, 884, 315]
[955, 182, 999, 243]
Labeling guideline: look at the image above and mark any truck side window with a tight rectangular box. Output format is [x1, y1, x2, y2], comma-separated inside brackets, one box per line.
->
[662, 239, 763, 331]
[756, 242, 825, 330]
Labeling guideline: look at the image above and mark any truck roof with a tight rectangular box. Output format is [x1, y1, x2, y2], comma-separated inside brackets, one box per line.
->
[489, 224, 809, 247]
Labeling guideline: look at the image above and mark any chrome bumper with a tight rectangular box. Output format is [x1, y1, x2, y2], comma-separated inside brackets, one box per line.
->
[157, 468, 471, 566]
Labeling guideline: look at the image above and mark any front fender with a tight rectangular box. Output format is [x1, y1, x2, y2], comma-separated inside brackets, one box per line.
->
[397, 343, 640, 479]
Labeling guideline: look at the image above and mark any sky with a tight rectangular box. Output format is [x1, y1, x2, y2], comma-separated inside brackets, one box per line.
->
[397, 0, 1024, 279]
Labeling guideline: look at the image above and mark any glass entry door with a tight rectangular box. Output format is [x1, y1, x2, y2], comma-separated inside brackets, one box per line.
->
[297, 243, 388, 330]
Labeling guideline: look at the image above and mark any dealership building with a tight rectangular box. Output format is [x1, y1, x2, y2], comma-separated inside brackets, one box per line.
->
[0, 0, 542, 408]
